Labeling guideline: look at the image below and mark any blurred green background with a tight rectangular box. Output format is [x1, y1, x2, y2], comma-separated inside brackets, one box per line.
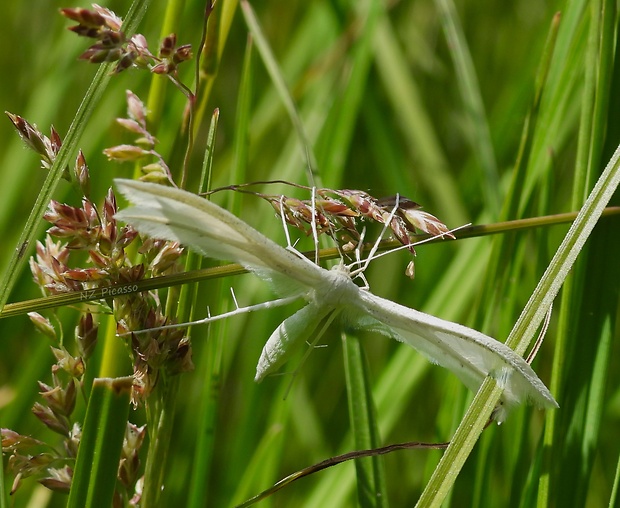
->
[1, 0, 619, 506]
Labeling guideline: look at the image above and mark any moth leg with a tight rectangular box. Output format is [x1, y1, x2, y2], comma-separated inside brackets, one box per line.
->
[281, 309, 341, 399]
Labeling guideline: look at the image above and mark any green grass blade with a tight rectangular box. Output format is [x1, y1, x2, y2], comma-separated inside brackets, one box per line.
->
[475, 12, 561, 334]
[0, 61, 112, 309]
[315, 0, 381, 187]
[610, 450, 620, 507]
[145, 0, 186, 130]
[539, 1, 617, 505]
[142, 375, 181, 507]
[373, 13, 467, 225]
[434, 0, 500, 214]
[186, 319, 225, 508]
[231, 34, 254, 208]
[67, 377, 132, 508]
[520, 0, 588, 210]
[240, 0, 320, 186]
[342, 332, 387, 508]
[5, 3, 620, 506]
[416, 141, 620, 506]
[0, 0, 151, 312]
[194, 0, 239, 131]
[0, 417, 6, 508]
[185, 94, 225, 508]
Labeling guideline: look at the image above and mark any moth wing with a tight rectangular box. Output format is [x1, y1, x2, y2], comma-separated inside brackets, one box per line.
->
[114, 179, 326, 293]
[349, 290, 557, 420]
[255, 302, 333, 381]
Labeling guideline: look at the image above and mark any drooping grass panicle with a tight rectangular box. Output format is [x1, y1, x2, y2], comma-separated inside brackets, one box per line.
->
[203, 180, 456, 276]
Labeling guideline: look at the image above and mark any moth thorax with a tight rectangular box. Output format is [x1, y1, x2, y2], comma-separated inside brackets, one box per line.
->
[311, 264, 358, 306]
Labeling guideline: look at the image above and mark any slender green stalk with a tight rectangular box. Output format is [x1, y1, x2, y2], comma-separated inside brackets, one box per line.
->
[194, 0, 238, 133]
[231, 381, 294, 506]
[141, 375, 180, 507]
[146, 0, 187, 130]
[1, 207, 618, 321]
[139, 52, 221, 507]
[186, 109, 222, 508]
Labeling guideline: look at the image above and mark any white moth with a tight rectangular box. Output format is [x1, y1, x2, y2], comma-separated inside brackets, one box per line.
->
[114, 179, 558, 421]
